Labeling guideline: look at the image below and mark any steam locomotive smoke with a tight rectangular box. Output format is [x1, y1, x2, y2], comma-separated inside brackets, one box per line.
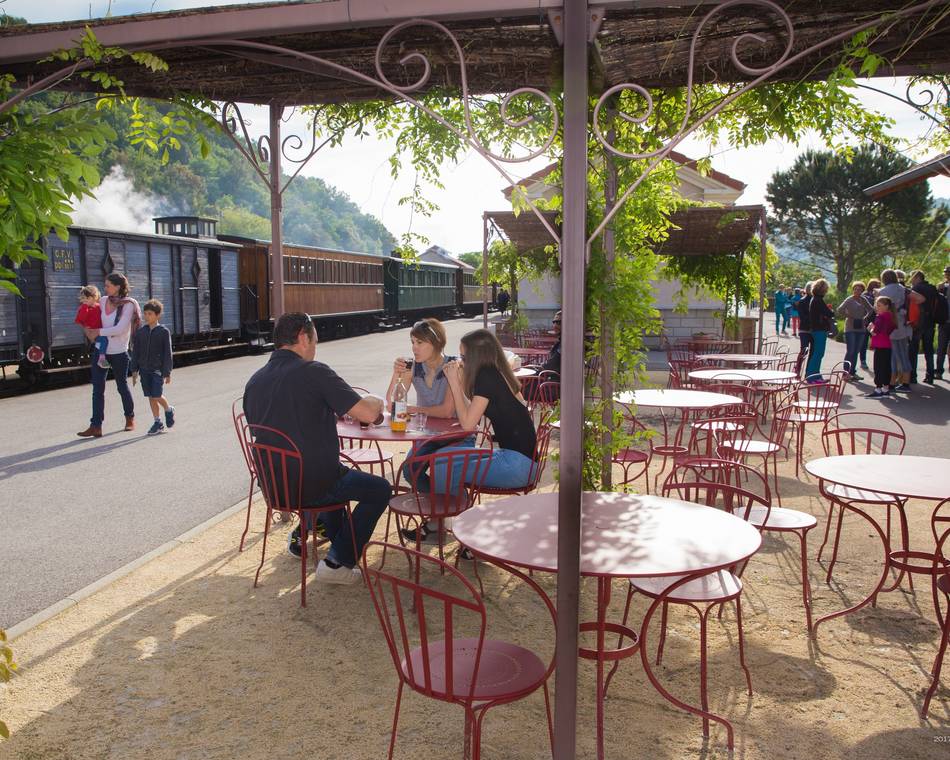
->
[71, 165, 168, 232]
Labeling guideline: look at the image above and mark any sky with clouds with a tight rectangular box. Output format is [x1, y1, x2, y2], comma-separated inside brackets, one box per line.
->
[4, 0, 948, 253]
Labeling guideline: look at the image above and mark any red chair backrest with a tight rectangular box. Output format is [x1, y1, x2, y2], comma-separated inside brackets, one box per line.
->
[403, 442, 491, 517]
[821, 412, 907, 456]
[524, 413, 554, 492]
[662, 458, 771, 525]
[246, 424, 303, 513]
[232, 397, 256, 477]
[537, 381, 560, 407]
[686, 410, 756, 458]
[363, 541, 487, 702]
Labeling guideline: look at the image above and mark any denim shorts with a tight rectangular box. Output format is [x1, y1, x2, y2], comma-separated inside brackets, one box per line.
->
[139, 370, 164, 398]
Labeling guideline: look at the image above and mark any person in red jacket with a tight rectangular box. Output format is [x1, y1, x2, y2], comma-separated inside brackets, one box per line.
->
[75, 285, 109, 369]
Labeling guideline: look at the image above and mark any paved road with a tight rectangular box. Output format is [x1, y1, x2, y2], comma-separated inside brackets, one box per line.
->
[0, 317, 485, 629]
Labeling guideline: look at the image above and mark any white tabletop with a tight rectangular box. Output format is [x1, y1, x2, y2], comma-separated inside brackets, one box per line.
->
[689, 368, 797, 382]
[515, 367, 537, 378]
[696, 353, 782, 364]
[805, 455, 950, 501]
[614, 388, 742, 409]
[453, 491, 761, 578]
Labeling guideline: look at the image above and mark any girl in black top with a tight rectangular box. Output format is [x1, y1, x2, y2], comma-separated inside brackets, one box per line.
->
[442, 329, 537, 489]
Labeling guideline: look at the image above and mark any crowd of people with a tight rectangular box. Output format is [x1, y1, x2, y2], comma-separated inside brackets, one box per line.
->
[773, 265, 950, 394]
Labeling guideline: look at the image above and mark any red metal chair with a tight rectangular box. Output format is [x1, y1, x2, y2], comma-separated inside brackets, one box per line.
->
[232, 397, 258, 552]
[612, 406, 653, 492]
[479, 413, 554, 498]
[817, 413, 908, 589]
[668, 359, 701, 389]
[717, 404, 795, 506]
[388, 440, 492, 570]
[246, 424, 360, 606]
[362, 541, 555, 760]
[922, 501, 950, 717]
[535, 380, 560, 415]
[782, 381, 842, 477]
[613, 460, 769, 743]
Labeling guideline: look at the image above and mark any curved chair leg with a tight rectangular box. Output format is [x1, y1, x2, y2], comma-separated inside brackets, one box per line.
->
[771, 452, 782, 508]
[817, 500, 838, 562]
[656, 601, 670, 666]
[253, 507, 273, 588]
[798, 528, 814, 633]
[734, 597, 753, 695]
[698, 604, 710, 738]
[238, 476, 256, 552]
[299, 517, 308, 607]
[388, 681, 404, 760]
[825, 501, 847, 584]
[922, 611, 950, 717]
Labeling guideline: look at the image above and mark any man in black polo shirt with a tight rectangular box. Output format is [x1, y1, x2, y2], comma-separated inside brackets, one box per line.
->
[244, 312, 388, 585]
[910, 269, 939, 385]
[541, 310, 561, 373]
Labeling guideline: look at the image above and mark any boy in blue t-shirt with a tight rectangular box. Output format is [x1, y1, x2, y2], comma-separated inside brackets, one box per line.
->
[130, 299, 175, 436]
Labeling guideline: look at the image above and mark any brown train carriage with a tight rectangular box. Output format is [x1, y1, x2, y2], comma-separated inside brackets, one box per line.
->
[458, 267, 484, 316]
[226, 237, 386, 335]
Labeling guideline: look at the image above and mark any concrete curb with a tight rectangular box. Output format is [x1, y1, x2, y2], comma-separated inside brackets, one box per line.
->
[7, 497, 253, 642]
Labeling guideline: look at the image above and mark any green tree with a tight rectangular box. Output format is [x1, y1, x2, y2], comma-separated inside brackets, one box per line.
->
[766, 145, 949, 291]
[457, 251, 482, 269]
[0, 29, 214, 292]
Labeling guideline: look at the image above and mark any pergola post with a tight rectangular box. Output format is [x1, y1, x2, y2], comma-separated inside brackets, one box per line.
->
[482, 212, 489, 328]
[269, 103, 285, 319]
[758, 207, 767, 352]
[554, 0, 588, 757]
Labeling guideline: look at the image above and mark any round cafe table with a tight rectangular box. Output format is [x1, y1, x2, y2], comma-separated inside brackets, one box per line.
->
[804, 455, 950, 633]
[614, 388, 742, 409]
[453, 491, 761, 759]
[515, 367, 537, 378]
[696, 353, 781, 365]
[614, 389, 743, 489]
[508, 346, 550, 360]
[336, 414, 460, 442]
[688, 368, 797, 383]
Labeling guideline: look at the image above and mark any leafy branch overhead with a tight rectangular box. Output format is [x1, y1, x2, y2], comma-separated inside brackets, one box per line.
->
[0, 27, 217, 291]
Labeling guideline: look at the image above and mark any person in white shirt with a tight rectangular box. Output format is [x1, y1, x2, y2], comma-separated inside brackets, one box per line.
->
[77, 273, 142, 438]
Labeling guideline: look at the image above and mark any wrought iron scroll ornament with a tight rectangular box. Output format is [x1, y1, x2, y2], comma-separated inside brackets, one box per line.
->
[0, 19, 561, 247]
[219, 102, 337, 195]
[588, 0, 950, 247]
[856, 77, 950, 132]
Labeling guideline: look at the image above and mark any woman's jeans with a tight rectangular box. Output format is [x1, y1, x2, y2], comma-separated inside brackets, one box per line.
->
[90, 351, 134, 426]
[309, 467, 391, 568]
[858, 332, 870, 367]
[843, 331, 864, 374]
[805, 331, 827, 378]
[401, 434, 476, 493]
[890, 337, 911, 378]
[431, 445, 535, 494]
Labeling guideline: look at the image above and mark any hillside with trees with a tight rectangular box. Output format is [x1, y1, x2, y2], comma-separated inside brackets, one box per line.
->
[88, 101, 397, 254]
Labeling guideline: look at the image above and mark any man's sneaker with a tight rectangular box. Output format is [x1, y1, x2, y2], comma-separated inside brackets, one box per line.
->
[924, 376, 935, 385]
[165, 406, 175, 428]
[866, 389, 888, 398]
[147, 420, 165, 436]
[895, 383, 912, 392]
[315, 559, 361, 585]
[861, 363, 870, 371]
[287, 526, 302, 558]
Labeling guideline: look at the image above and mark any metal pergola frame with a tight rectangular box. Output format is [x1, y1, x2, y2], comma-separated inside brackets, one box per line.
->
[3, 3, 950, 758]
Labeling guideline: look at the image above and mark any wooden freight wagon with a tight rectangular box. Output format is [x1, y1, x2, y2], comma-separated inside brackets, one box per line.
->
[3, 219, 242, 375]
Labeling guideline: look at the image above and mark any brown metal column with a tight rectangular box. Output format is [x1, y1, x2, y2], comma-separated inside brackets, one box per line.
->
[554, 1, 588, 758]
[483, 212, 489, 329]
[758, 207, 767, 352]
[269, 103, 285, 319]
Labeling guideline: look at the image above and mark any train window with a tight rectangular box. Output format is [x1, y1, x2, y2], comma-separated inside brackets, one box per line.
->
[307, 259, 315, 283]
[318, 259, 326, 281]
